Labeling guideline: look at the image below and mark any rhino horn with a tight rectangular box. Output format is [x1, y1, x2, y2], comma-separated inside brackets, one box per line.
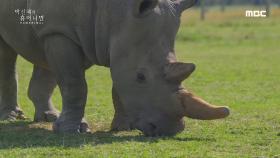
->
[178, 90, 230, 120]
[164, 62, 195, 83]
[174, 0, 198, 13]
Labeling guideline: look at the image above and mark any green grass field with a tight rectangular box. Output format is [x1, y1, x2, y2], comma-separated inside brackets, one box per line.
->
[1, 7, 280, 157]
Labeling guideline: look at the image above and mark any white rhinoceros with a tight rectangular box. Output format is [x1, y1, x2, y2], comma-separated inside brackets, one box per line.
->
[0, 0, 229, 136]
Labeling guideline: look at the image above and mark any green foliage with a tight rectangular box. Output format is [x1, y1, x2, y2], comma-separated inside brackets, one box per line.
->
[0, 8, 280, 157]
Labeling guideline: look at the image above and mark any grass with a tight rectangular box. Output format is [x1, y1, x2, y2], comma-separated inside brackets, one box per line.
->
[1, 7, 280, 158]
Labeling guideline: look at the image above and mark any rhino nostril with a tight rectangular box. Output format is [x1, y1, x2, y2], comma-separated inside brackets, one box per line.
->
[136, 72, 146, 83]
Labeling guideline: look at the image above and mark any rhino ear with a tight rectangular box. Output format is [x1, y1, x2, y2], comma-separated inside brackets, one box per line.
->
[174, 0, 197, 14]
[164, 62, 196, 83]
[134, 0, 158, 17]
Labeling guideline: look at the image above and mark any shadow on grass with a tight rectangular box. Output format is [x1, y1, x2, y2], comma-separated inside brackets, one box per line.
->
[0, 121, 214, 149]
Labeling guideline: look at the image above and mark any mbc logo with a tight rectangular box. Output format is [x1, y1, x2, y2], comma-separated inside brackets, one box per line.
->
[245, 10, 267, 17]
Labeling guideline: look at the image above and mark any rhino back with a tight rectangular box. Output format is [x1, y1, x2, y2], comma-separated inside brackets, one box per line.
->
[0, 0, 98, 68]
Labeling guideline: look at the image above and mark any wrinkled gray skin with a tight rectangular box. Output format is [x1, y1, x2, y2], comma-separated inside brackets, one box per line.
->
[0, 0, 228, 136]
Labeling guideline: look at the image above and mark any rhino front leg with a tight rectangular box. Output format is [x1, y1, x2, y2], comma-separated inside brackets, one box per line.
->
[111, 86, 133, 131]
[0, 37, 25, 121]
[28, 66, 59, 122]
[44, 35, 90, 133]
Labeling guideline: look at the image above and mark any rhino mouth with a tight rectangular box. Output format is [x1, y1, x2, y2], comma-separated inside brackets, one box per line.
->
[134, 117, 185, 137]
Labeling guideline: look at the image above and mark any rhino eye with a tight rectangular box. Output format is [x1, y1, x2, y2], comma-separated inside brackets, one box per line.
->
[136, 72, 146, 83]
[139, 0, 154, 14]
[134, 0, 158, 18]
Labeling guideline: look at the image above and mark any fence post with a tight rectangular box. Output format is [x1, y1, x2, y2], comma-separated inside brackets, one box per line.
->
[200, 0, 206, 20]
[264, 0, 271, 17]
[221, 0, 225, 12]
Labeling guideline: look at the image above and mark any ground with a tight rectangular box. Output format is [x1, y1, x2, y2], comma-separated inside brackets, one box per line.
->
[0, 7, 280, 158]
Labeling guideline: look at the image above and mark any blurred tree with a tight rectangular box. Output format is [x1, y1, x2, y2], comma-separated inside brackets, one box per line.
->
[199, 0, 279, 5]
[253, 0, 261, 5]
[195, 0, 276, 20]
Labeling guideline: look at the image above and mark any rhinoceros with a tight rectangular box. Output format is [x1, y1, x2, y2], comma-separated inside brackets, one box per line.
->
[0, 0, 230, 136]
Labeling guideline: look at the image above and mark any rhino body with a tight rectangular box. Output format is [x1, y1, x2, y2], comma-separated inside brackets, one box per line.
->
[0, 0, 229, 136]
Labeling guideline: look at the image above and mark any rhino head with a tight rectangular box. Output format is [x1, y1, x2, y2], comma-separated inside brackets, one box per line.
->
[96, 0, 230, 136]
